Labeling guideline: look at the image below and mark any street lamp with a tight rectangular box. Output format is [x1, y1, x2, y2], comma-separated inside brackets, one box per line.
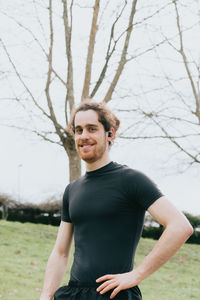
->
[17, 164, 23, 202]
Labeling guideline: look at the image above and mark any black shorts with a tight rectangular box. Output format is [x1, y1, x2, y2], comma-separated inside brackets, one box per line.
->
[54, 280, 142, 300]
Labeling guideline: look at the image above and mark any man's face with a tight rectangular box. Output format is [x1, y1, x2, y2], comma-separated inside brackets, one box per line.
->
[74, 110, 108, 163]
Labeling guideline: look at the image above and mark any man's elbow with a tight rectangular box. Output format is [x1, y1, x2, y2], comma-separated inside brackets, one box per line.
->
[177, 218, 194, 241]
[167, 217, 194, 242]
[184, 222, 194, 238]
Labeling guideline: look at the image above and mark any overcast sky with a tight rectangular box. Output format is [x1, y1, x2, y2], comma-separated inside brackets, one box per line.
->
[0, 0, 199, 215]
[0, 124, 199, 215]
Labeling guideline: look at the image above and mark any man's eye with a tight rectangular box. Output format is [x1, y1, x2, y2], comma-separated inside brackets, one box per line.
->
[75, 129, 82, 134]
[89, 127, 96, 132]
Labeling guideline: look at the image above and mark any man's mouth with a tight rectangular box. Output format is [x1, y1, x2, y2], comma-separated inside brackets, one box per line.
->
[79, 144, 95, 148]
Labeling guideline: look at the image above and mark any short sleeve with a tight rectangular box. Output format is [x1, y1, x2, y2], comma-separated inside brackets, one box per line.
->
[61, 184, 72, 223]
[125, 169, 164, 210]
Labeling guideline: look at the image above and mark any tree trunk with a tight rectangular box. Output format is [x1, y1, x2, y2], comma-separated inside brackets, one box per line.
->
[64, 137, 81, 182]
[2, 204, 8, 220]
[68, 149, 81, 182]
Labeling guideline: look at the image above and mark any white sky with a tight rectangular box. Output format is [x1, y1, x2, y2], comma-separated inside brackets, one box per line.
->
[0, 0, 199, 215]
[0, 125, 199, 215]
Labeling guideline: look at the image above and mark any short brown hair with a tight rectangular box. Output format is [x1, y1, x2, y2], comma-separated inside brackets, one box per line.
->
[68, 101, 120, 144]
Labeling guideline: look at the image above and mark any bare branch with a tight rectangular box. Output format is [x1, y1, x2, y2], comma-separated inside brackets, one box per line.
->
[52, 68, 67, 86]
[34, 131, 62, 145]
[62, 0, 75, 123]
[90, 0, 127, 98]
[103, 0, 138, 103]
[0, 38, 52, 121]
[131, 106, 200, 164]
[126, 37, 168, 62]
[173, 0, 200, 124]
[0, 124, 62, 146]
[0, 11, 47, 58]
[118, 102, 200, 164]
[81, 0, 100, 101]
[132, 2, 171, 27]
[150, 39, 195, 113]
[70, 0, 74, 35]
[118, 108, 199, 126]
[120, 133, 200, 140]
[45, 0, 64, 139]
[151, 116, 200, 163]
[33, 0, 49, 47]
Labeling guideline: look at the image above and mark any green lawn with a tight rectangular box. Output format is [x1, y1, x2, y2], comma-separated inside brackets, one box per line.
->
[0, 220, 199, 300]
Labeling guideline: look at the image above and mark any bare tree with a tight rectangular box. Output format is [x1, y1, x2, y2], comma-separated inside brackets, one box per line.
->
[1, 0, 180, 180]
[119, 0, 200, 170]
[0, 0, 142, 181]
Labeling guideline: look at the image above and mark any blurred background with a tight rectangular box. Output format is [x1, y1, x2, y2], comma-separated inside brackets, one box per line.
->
[1, 1, 200, 299]
[0, 0, 199, 214]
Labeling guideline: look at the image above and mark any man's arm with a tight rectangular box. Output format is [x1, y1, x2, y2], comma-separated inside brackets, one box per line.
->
[133, 196, 193, 281]
[96, 196, 193, 299]
[40, 221, 74, 300]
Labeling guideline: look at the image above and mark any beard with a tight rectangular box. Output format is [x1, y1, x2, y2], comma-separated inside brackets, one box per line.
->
[76, 136, 107, 163]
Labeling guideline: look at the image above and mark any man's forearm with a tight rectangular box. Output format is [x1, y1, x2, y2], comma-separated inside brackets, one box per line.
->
[95, 221, 193, 299]
[40, 249, 69, 300]
[133, 220, 193, 282]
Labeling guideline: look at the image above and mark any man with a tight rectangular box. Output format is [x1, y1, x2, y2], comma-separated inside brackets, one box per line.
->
[40, 101, 193, 300]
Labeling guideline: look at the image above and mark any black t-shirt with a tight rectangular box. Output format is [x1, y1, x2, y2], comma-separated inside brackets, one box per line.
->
[61, 161, 163, 283]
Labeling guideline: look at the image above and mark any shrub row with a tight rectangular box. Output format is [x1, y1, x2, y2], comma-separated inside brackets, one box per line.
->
[142, 225, 200, 244]
[0, 193, 200, 244]
[0, 193, 61, 226]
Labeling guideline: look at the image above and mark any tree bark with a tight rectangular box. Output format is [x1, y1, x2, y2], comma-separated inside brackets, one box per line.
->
[103, 0, 138, 103]
[64, 137, 81, 182]
[68, 149, 81, 182]
[81, 0, 100, 101]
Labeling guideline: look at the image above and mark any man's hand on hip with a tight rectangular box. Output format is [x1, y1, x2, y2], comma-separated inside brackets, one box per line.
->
[96, 270, 141, 299]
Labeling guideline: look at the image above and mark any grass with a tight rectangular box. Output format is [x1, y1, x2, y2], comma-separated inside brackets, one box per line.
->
[0, 220, 199, 300]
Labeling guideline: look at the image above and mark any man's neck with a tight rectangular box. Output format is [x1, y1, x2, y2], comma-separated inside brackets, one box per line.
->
[86, 156, 111, 172]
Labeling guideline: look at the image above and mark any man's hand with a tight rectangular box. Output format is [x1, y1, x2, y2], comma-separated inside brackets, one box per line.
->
[96, 270, 141, 299]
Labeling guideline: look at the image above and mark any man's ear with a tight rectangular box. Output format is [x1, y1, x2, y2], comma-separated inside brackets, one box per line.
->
[107, 128, 115, 139]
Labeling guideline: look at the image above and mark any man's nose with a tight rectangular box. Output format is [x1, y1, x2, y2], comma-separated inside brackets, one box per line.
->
[81, 129, 89, 139]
